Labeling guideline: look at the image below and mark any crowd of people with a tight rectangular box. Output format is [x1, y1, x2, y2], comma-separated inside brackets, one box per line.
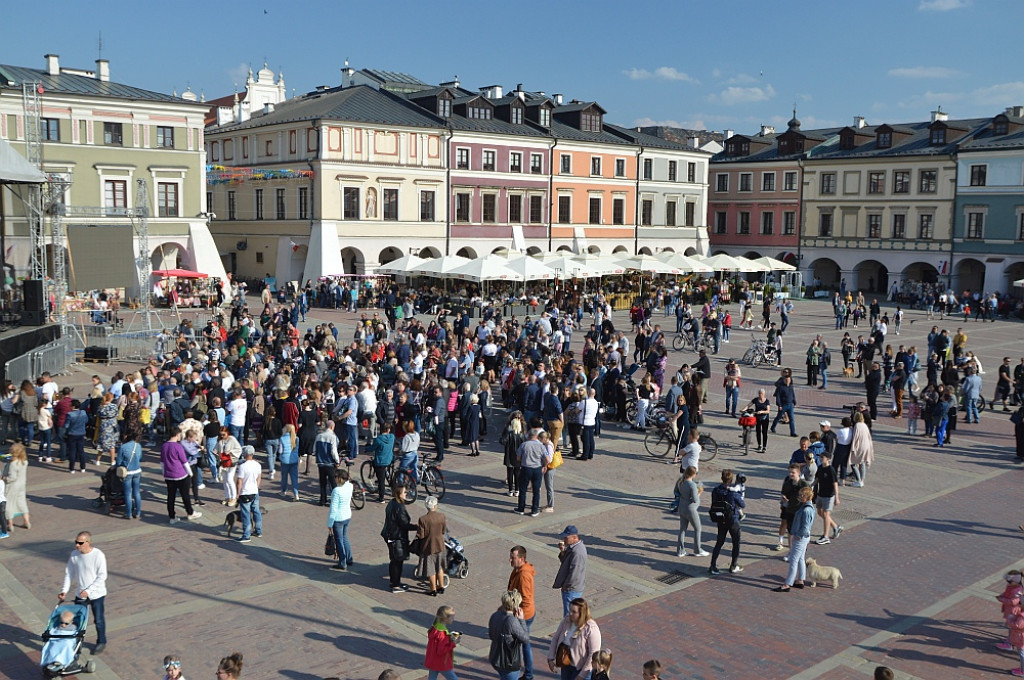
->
[3, 272, 1022, 678]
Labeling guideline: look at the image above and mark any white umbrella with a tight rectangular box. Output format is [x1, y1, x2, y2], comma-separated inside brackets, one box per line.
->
[409, 255, 472, 277]
[657, 252, 714, 273]
[572, 252, 628, 276]
[1014, 279, 1024, 288]
[544, 256, 601, 279]
[699, 253, 747, 272]
[615, 254, 683, 275]
[504, 254, 555, 281]
[751, 256, 797, 271]
[376, 253, 426, 275]
[732, 256, 773, 273]
[447, 255, 522, 282]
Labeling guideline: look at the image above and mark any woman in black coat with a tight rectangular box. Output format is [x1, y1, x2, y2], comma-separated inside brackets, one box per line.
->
[381, 484, 417, 593]
[499, 412, 526, 495]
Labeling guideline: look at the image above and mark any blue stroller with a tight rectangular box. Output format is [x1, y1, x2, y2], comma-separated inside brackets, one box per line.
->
[40, 603, 96, 677]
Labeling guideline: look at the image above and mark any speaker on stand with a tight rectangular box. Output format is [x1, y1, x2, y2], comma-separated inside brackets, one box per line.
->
[21, 279, 45, 326]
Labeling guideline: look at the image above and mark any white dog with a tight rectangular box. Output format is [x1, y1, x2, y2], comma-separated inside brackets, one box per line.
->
[805, 557, 843, 589]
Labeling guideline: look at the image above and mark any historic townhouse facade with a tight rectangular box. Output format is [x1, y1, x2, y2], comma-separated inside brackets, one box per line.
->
[952, 108, 1024, 294]
[800, 112, 985, 293]
[205, 83, 448, 282]
[0, 54, 224, 292]
[708, 116, 835, 264]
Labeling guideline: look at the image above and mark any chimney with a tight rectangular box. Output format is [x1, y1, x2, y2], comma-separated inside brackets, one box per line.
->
[853, 115, 866, 128]
[689, 136, 701, 148]
[480, 84, 502, 99]
[723, 128, 734, 140]
[759, 124, 775, 136]
[263, 103, 274, 114]
[553, 94, 563, 105]
[45, 54, 59, 75]
[1006, 105, 1024, 118]
[931, 107, 948, 123]
[95, 59, 109, 82]
[341, 62, 355, 88]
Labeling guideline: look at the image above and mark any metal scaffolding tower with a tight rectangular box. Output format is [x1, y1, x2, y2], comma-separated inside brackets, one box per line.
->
[22, 82, 46, 283]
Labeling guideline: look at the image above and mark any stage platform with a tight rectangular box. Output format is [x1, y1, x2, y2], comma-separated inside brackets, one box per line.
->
[0, 322, 61, 382]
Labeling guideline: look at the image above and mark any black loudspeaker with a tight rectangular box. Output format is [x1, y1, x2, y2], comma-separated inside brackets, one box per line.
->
[23, 279, 44, 312]
[84, 346, 116, 362]
[20, 309, 46, 326]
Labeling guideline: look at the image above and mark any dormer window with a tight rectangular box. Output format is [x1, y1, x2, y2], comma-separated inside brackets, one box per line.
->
[437, 98, 452, 118]
[839, 132, 854, 151]
[930, 127, 946, 145]
[994, 118, 1009, 135]
[468, 105, 492, 120]
[511, 106, 523, 125]
[539, 108, 551, 127]
[726, 140, 750, 157]
[877, 131, 892, 149]
[581, 111, 602, 132]
[778, 139, 790, 154]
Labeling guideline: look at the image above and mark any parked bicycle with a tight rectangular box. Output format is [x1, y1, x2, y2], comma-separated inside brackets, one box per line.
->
[360, 455, 445, 502]
[643, 415, 718, 462]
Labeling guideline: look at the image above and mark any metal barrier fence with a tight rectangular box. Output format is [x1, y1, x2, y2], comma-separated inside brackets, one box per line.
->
[107, 330, 159, 361]
[4, 352, 33, 385]
[2, 335, 75, 384]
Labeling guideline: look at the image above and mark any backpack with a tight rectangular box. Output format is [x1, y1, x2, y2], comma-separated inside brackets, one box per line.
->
[708, 485, 734, 525]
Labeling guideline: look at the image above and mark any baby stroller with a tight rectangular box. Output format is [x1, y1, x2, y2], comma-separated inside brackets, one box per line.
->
[444, 533, 469, 579]
[40, 603, 96, 677]
[90, 466, 125, 516]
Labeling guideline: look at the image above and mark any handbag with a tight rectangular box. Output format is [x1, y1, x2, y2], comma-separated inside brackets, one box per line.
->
[140, 407, 151, 425]
[325, 531, 337, 556]
[115, 465, 128, 479]
[195, 455, 207, 469]
[555, 642, 573, 668]
[548, 448, 564, 470]
[387, 540, 408, 562]
[409, 537, 423, 556]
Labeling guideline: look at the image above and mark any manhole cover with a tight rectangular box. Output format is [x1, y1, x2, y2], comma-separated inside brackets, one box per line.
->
[656, 570, 693, 585]
[831, 509, 866, 524]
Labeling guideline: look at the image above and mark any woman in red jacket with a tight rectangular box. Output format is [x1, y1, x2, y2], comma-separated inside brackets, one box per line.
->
[424, 605, 460, 680]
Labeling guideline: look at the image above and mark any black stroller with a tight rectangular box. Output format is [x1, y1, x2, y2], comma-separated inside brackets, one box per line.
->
[90, 466, 125, 516]
[444, 533, 469, 579]
[40, 603, 96, 677]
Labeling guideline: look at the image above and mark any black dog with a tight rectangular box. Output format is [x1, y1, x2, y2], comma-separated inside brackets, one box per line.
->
[224, 506, 267, 537]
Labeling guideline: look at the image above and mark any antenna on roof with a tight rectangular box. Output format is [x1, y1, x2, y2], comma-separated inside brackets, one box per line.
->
[98, 31, 103, 60]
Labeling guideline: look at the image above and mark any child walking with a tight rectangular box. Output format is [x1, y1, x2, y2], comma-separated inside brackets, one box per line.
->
[424, 605, 460, 680]
[591, 649, 613, 680]
[997, 571, 1023, 651]
[905, 396, 921, 436]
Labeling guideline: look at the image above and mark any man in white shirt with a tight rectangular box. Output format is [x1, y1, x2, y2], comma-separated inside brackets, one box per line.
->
[59, 531, 108, 653]
[235, 446, 263, 543]
[356, 381, 378, 446]
[226, 391, 248, 441]
[579, 388, 600, 461]
[39, 373, 59, 403]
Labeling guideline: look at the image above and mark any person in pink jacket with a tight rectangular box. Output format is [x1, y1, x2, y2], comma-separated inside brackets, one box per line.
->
[1005, 604, 1024, 677]
[547, 597, 602, 680]
[998, 571, 1023, 651]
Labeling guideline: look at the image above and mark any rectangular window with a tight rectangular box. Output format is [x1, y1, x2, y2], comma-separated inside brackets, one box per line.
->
[510, 152, 522, 173]
[298, 187, 309, 219]
[591, 157, 602, 176]
[970, 165, 987, 186]
[558, 195, 571, 224]
[206, 191, 213, 215]
[103, 122, 123, 146]
[615, 159, 626, 177]
[643, 158, 653, 180]
[588, 197, 601, 224]
[228, 191, 237, 220]
[892, 214, 906, 239]
[819, 213, 833, 237]
[41, 118, 59, 141]
[685, 202, 695, 227]
[715, 211, 727, 234]
[560, 154, 571, 174]
[761, 212, 774, 234]
[716, 173, 728, 192]
[242, 135, 249, 159]
[530, 153, 543, 174]
[687, 162, 696, 183]
[666, 201, 677, 226]
[456, 148, 470, 170]
[868, 172, 885, 194]
[918, 214, 933, 239]
[509, 195, 523, 223]
[893, 171, 910, 193]
[668, 161, 677, 182]
[420, 191, 435, 221]
[784, 171, 798, 191]
[919, 170, 937, 193]
[539, 108, 551, 127]
[877, 131, 892, 148]
[529, 195, 543, 223]
[612, 198, 625, 225]
[511, 107, 523, 124]
[343, 187, 360, 220]
[157, 126, 174, 148]
[762, 172, 776, 191]
[1019, 214, 1024, 241]
[483, 150, 496, 171]
[275, 188, 286, 219]
[821, 173, 836, 194]
[103, 179, 126, 214]
[482, 194, 496, 223]
[966, 212, 984, 239]
[256, 252, 264, 264]
[437, 98, 451, 118]
[455, 193, 471, 222]
[783, 211, 796, 235]
[641, 199, 653, 226]
[157, 182, 179, 217]
[739, 173, 752, 192]
[255, 189, 264, 220]
[868, 214, 882, 238]
[382, 188, 398, 220]
[738, 211, 750, 234]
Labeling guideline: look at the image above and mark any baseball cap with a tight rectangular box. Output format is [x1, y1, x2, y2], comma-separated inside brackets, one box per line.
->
[818, 420, 831, 428]
[560, 525, 579, 538]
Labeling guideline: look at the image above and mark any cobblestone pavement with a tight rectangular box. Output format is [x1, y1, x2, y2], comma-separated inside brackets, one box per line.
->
[1, 297, 1021, 679]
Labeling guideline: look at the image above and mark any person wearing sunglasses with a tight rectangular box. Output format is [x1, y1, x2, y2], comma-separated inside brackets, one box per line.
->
[57, 531, 108, 654]
[215, 652, 244, 679]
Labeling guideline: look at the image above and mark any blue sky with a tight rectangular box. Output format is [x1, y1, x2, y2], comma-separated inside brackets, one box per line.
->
[4, 0, 1022, 135]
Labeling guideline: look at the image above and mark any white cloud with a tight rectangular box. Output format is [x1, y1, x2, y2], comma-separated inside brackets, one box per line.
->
[624, 67, 698, 84]
[918, 0, 969, 10]
[633, 116, 707, 130]
[711, 68, 722, 79]
[726, 73, 759, 85]
[888, 66, 963, 79]
[709, 84, 777, 106]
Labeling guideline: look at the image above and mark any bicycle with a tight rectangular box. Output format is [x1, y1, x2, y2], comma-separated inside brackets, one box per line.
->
[737, 408, 756, 456]
[741, 334, 766, 365]
[350, 480, 366, 510]
[643, 417, 718, 462]
[672, 332, 696, 352]
[360, 455, 445, 503]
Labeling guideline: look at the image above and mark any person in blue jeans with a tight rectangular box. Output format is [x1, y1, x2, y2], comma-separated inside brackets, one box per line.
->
[115, 436, 143, 519]
[64, 402, 88, 473]
[773, 486, 814, 591]
[552, 525, 587, 616]
[327, 468, 354, 569]
[770, 374, 797, 437]
[234, 446, 263, 543]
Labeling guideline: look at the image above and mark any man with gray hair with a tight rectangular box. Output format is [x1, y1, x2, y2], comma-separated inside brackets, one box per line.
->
[315, 420, 341, 506]
[235, 445, 263, 544]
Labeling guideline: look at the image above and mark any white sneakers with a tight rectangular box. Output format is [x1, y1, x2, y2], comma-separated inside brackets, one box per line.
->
[187, 512, 203, 520]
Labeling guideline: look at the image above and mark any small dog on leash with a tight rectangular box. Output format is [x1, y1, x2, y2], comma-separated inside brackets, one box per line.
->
[225, 506, 267, 537]
[842, 366, 855, 378]
[805, 557, 843, 589]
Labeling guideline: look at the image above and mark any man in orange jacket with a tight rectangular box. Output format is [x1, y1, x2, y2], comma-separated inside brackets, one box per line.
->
[508, 545, 536, 680]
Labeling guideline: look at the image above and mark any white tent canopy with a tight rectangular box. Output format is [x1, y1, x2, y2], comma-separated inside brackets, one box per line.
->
[409, 255, 472, 277]
[544, 256, 602, 279]
[0, 137, 46, 184]
[750, 256, 797, 271]
[732, 256, 772, 273]
[615, 254, 683, 275]
[571, 252, 628, 276]
[656, 251, 714, 273]
[503, 254, 555, 281]
[376, 253, 427, 276]
[699, 253, 747, 272]
[446, 255, 521, 282]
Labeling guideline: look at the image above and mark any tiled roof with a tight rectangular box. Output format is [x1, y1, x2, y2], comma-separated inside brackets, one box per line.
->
[555, 101, 605, 114]
[0, 63, 187, 104]
[810, 118, 989, 159]
[360, 69, 428, 87]
[209, 85, 444, 133]
[549, 119, 633, 145]
[710, 128, 845, 163]
[958, 121, 1024, 152]
[605, 123, 712, 154]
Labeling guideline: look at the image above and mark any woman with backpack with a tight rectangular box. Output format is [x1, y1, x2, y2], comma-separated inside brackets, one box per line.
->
[708, 469, 745, 576]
